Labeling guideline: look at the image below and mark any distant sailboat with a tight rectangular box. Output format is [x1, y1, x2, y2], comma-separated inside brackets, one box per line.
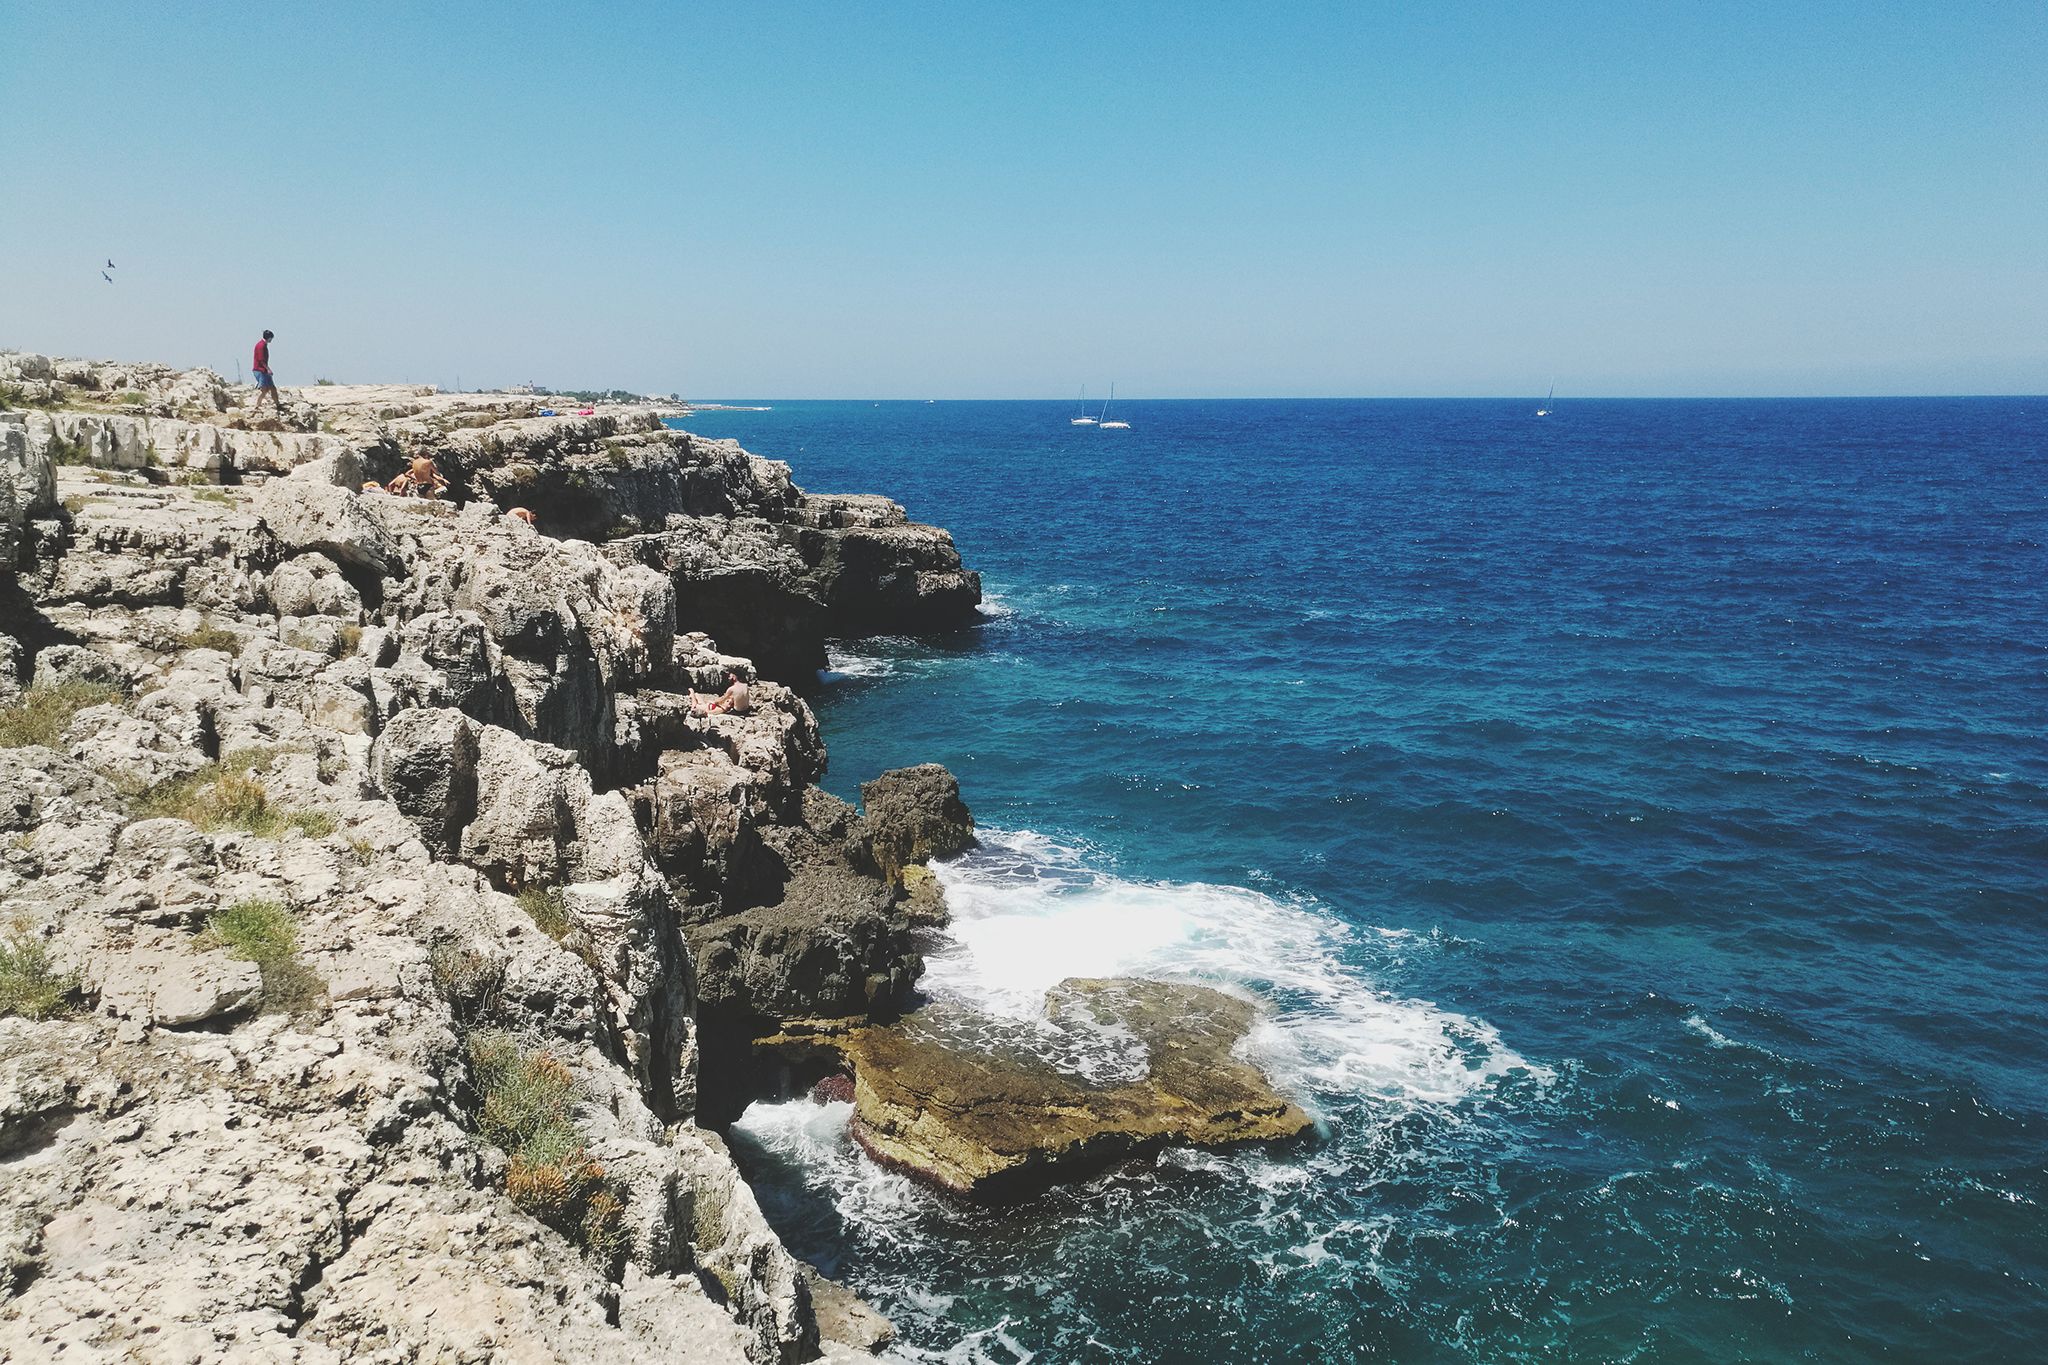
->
[1536, 383, 1554, 417]
[1099, 382, 1130, 429]
[1070, 385, 1097, 426]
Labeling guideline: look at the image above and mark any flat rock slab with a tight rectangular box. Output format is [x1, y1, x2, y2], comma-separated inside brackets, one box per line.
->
[840, 977, 1310, 1202]
[90, 943, 262, 1028]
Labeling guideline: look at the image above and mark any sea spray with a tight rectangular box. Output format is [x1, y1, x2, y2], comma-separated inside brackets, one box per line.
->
[731, 828, 1541, 1362]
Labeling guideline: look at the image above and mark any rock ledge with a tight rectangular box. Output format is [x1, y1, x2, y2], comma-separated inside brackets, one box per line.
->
[836, 978, 1311, 1202]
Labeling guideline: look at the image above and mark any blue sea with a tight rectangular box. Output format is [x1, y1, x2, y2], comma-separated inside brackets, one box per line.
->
[674, 399, 2048, 1364]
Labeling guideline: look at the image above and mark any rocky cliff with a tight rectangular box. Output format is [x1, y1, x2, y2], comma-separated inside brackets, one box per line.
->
[0, 354, 976, 1363]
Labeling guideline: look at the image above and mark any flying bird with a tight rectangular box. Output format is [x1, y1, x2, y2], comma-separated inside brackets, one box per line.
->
[101, 271, 113, 283]
[106, 259, 116, 269]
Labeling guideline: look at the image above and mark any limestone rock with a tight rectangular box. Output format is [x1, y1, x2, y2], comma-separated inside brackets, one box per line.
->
[688, 855, 922, 1127]
[808, 1269, 896, 1354]
[370, 706, 479, 857]
[253, 462, 403, 577]
[852, 763, 974, 879]
[2, 350, 982, 1364]
[63, 702, 208, 793]
[642, 746, 758, 904]
[898, 863, 950, 928]
[32, 642, 131, 693]
[265, 552, 364, 620]
[1, 411, 55, 568]
[671, 1125, 819, 1364]
[88, 937, 263, 1027]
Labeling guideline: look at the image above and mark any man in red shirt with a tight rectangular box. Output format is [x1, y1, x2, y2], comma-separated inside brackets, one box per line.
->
[249, 330, 282, 413]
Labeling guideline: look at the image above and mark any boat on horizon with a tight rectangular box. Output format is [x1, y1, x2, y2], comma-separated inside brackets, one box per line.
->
[1100, 382, 1129, 429]
[1070, 385, 1097, 425]
[1536, 383, 1554, 417]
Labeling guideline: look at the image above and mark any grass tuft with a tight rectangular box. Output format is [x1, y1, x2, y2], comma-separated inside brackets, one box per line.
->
[177, 618, 240, 653]
[0, 383, 60, 410]
[191, 486, 233, 505]
[201, 898, 324, 1014]
[0, 682, 122, 749]
[292, 810, 337, 838]
[133, 752, 335, 840]
[468, 1031, 627, 1266]
[0, 919, 79, 1020]
[46, 431, 93, 465]
[516, 886, 574, 943]
[205, 897, 296, 961]
[431, 943, 503, 1024]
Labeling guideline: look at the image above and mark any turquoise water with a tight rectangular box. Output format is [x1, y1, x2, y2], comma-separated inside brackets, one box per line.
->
[678, 400, 2047, 1363]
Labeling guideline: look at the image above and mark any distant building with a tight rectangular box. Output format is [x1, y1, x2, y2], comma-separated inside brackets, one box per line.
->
[508, 383, 538, 395]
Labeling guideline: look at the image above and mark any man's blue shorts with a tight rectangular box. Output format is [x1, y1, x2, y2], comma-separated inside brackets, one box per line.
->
[255, 371, 275, 389]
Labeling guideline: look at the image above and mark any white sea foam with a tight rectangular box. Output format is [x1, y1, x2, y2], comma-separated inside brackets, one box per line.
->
[1680, 1009, 1786, 1064]
[923, 829, 1543, 1108]
[819, 645, 896, 682]
[1681, 1011, 1735, 1048]
[730, 827, 1542, 1361]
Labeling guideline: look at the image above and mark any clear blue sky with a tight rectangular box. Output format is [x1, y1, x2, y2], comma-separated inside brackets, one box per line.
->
[2, 2, 2042, 397]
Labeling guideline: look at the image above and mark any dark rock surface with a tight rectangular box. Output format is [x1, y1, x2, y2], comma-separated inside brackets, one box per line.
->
[852, 763, 975, 880]
[679, 770, 966, 1127]
[371, 705, 480, 857]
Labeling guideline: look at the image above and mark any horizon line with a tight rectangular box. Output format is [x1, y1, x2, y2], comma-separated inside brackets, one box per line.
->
[664, 392, 2048, 404]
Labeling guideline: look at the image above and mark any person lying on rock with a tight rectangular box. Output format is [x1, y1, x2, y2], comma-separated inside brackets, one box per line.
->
[689, 671, 751, 717]
[386, 454, 450, 499]
[507, 506, 536, 525]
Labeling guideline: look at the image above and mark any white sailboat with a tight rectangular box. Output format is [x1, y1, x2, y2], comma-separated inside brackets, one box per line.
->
[1536, 383, 1554, 417]
[1070, 385, 1097, 425]
[1099, 382, 1130, 429]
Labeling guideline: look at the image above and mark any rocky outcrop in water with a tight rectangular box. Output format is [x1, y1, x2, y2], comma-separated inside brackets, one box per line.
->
[0, 353, 984, 1363]
[835, 979, 1313, 1202]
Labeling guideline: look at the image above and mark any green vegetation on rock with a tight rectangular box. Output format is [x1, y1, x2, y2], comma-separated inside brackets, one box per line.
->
[134, 751, 334, 839]
[0, 681, 122, 749]
[0, 920, 79, 1020]
[467, 1031, 627, 1264]
[0, 382, 61, 410]
[516, 885, 574, 943]
[432, 943, 505, 1024]
[177, 618, 241, 653]
[45, 430, 92, 466]
[202, 898, 324, 1014]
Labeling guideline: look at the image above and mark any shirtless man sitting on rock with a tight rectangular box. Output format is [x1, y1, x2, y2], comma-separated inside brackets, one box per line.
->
[689, 671, 751, 717]
[386, 454, 449, 499]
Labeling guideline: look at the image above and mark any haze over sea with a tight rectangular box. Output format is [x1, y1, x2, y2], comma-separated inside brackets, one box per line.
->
[678, 398, 2047, 1364]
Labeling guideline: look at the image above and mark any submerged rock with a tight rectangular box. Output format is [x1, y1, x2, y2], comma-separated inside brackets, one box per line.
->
[836, 978, 1312, 1202]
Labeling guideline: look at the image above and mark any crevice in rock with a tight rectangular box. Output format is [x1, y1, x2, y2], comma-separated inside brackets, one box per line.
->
[0, 1110, 79, 1165]
[281, 1188, 353, 1337]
